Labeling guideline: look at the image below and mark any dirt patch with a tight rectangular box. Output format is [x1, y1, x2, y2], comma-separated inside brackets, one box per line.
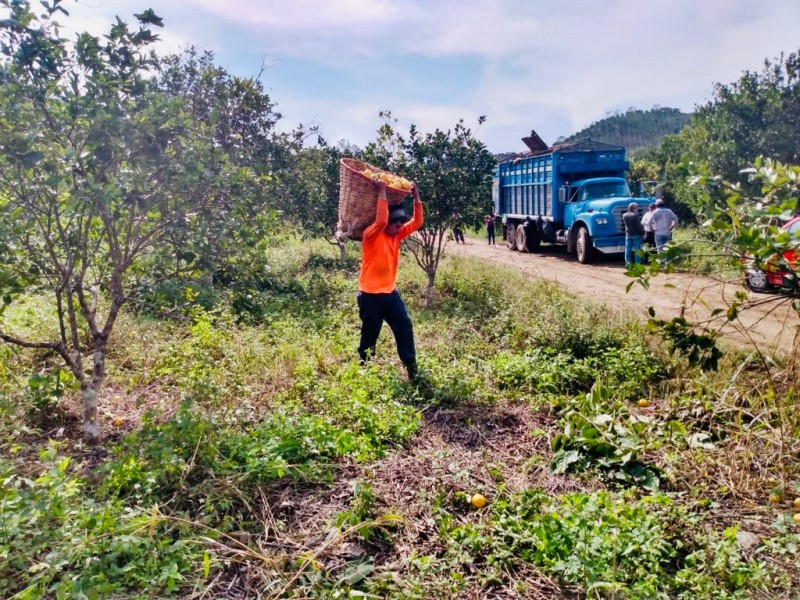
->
[449, 242, 800, 355]
[217, 400, 598, 597]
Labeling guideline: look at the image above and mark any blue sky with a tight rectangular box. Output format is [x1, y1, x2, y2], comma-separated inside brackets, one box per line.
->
[53, 0, 800, 153]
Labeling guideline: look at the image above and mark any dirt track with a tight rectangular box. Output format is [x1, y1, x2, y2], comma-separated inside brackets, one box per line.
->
[448, 240, 799, 356]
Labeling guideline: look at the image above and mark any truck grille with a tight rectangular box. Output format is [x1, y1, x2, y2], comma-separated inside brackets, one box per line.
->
[611, 205, 645, 234]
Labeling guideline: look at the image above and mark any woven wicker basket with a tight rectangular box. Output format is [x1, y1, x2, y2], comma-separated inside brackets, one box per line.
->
[336, 158, 410, 241]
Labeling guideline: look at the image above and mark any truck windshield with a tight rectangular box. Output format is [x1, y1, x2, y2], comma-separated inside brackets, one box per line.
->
[581, 181, 631, 200]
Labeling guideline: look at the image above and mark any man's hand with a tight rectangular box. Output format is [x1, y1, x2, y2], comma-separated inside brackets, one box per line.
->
[374, 179, 387, 198]
[411, 183, 421, 203]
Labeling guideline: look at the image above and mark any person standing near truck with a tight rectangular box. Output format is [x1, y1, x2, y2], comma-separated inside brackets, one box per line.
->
[651, 198, 679, 254]
[641, 203, 656, 245]
[623, 202, 645, 267]
[484, 214, 496, 245]
[357, 179, 424, 381]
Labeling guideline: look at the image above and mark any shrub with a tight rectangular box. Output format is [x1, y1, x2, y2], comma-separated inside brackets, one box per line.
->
[441, 488, 771, 598]
[491, 342, 666, 400]
[0, 444, 203, 598]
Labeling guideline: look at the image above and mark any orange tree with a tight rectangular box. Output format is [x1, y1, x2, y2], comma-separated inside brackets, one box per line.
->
[362, 113, 495, 300]
[0, 2, 261, 441]
[279, 135, 353, 260]
[150, 48, 283, 288]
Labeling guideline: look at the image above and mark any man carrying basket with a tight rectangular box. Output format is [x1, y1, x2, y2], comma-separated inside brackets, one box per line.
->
[357, 179, 424, 381]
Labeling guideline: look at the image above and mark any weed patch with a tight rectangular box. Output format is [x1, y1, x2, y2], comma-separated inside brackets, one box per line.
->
[438, 489, 779, 598]
[0, 445, 204, 598]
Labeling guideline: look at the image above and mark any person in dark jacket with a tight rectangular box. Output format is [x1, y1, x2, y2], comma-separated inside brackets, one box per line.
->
[484, 214, 496, 245]
[623, 202, 645, 267]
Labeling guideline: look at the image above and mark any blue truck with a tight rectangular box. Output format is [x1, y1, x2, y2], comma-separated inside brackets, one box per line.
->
[493, 133, 652, 263]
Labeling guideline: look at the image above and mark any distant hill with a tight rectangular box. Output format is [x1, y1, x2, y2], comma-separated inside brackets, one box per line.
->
[557, 106, 692, 152]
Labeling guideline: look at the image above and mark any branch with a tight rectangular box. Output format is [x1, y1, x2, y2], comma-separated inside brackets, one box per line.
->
[0, 329, 81, 377]
[0, 330, 61, 351]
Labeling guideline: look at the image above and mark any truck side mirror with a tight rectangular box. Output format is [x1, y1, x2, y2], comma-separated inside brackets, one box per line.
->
[558, 187, 566, 203]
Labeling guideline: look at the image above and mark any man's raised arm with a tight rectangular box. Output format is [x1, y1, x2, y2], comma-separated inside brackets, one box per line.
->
[362, 180, 389, 239]
[400, 184, 424, 237]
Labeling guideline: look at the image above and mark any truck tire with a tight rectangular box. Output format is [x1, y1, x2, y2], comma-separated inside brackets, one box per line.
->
[506, 224, 517, 250]
[745, 269, 773, 293]
[516, 225, 528, 253]
[576, 226, 594, 264]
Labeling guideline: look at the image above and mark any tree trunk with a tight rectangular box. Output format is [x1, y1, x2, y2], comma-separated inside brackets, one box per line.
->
[81, 382, 100, 442]
[425, 270, 436, 305]
[82, 342, 107, 443]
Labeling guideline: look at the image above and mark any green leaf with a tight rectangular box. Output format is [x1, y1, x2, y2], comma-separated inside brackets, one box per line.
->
[592, 414, 613, 426]
[551, 450, 581, 474]
[336, 558, 373, 586]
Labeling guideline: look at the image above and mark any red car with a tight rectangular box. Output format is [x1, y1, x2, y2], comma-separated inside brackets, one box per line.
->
[744, 216, 800, 293]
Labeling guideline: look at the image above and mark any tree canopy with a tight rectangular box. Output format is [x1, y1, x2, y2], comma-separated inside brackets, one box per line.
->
[640, 49, 800, 219]
[0, 2, 277, 439]
[361, 113, 495, 299]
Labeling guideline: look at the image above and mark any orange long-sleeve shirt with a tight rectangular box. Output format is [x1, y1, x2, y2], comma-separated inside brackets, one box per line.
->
[358, 198, 424, 293]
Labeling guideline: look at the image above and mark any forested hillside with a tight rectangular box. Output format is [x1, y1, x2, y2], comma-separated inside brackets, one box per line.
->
[558, 106, 692, 151]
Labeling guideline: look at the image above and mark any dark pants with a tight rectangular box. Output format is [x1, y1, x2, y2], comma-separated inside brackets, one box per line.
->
[487, 226, 495, 245]
[453, 227, 465, 243]
[357, 290, 416, 368]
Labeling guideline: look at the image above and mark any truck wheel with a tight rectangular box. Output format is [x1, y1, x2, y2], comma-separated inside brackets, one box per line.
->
[506, 224, 517, 250]
[516, 225, 528, 253]
[745, 269, 772, 293]
[576, 227, 594, 264]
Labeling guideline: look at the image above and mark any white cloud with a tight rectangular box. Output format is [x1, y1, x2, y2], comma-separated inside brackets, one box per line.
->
[41, 0, 800, 152]
[194, 0, 403, 28]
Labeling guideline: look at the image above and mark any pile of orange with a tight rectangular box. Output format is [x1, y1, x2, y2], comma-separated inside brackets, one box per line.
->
[361, 168, 413, 191]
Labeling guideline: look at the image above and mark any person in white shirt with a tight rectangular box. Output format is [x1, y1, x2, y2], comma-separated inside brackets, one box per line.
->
[650, 198, 679, 254]
[641, 203, 656, 247]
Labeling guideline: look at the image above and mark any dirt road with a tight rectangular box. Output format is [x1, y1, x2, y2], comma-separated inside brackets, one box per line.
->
[449, 241, 799, 356]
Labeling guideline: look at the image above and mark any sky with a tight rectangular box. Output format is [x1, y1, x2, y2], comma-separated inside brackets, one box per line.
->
[46, 0, 800, 153]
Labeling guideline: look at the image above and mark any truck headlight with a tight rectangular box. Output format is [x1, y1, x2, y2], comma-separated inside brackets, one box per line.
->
[596, 217, 608, 225]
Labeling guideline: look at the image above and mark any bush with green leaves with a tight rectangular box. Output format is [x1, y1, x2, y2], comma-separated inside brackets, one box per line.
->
[491, 341, 666, 400]
[439, 489, 774, 599]
[129, 278, 223, 316]
[0, 444, 205, 598]
[100, 364, 421, 507]
[550, 383, 664, 490]
[631, 158, 800, 371]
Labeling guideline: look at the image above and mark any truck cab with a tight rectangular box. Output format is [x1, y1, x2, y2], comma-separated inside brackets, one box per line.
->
[559, 177, 650, 262]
